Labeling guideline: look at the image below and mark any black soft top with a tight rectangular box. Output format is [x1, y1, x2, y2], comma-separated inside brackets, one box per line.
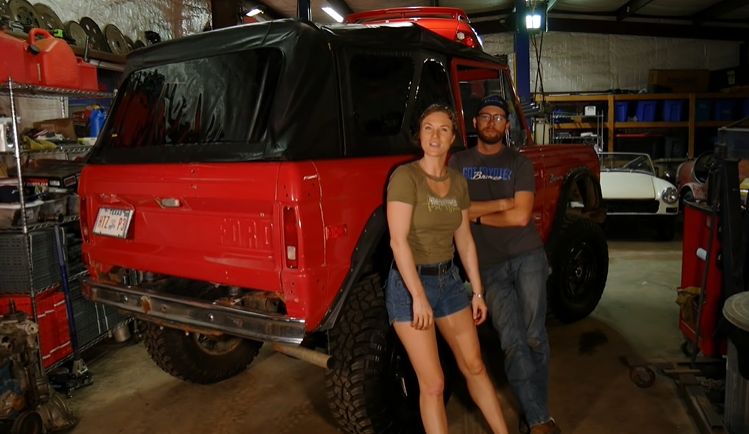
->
[90, 19, 507, 165]
[123, 19, 504, 74]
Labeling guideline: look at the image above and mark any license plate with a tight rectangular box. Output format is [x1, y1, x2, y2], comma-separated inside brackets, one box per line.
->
[93, 208, 133, 239]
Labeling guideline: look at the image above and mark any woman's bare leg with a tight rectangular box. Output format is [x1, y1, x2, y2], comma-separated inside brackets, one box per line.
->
[393, 322, 449, 434]
[436, 308, 509, 434]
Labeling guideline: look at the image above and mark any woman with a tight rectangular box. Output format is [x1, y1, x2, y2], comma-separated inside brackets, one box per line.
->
[386, 104, 509, 434]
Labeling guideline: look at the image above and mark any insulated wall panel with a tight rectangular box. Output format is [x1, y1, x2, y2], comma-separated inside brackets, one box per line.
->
[482, 31, 741, 93]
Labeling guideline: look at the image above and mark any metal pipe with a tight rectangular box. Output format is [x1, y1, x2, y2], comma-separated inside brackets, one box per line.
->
[272, 343, 332, 369]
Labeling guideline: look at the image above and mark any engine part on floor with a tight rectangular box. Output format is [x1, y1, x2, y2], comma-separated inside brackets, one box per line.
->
[0, 301, 78, 433]
[32, 3, 62, 32]
[624, 354, 727, 434]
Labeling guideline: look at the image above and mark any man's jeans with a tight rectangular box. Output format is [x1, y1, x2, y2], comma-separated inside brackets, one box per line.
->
[481, 248, 551, 427]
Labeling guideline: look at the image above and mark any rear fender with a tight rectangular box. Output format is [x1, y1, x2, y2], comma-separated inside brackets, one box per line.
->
[316, 206, 388, 331]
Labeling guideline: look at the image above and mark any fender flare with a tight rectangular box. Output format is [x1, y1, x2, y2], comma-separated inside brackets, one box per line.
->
[316, 206, 388, 331]
[548, 166, 605, 240]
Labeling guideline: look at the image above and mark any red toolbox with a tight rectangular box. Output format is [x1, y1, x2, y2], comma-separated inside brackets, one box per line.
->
[678, 201, 728, 358]
[0, 289, 73, 369]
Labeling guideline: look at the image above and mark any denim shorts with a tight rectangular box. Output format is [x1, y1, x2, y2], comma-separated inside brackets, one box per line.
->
[385, 261, 471, 325]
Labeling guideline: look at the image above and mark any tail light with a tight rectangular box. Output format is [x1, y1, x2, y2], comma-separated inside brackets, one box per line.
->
[456, 31, 479, 49]
[80, 195, 90, 243]
[283, 206, 299, 269]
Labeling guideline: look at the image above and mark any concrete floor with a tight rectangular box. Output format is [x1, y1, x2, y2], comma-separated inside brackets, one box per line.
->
[60, 224, 698, 434]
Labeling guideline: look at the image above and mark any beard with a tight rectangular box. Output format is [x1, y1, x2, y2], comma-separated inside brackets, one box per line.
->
[477, 127, 504, 145]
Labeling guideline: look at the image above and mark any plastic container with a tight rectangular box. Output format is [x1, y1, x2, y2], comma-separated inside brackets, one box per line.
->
[662, 100, 686, 122]
[0, 200, 43, 228]
[636, 101, 657, 122]
[695, 100, 712, 122]
[0, 31, 34, 85]
[26, 28, 79, 89]
[77, 58, 99, 91]
[89, 107, 106, 137]
[39, 196, 67, 219]
[723, 293, 749, 434]
[714, 99, 735, 121]
[614, 101, 629, 122]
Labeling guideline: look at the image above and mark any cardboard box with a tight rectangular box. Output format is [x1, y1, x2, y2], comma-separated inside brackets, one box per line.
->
[648, 69, 710, 93]
[32, 118, 77, 140]
[709, 65, 749, 91]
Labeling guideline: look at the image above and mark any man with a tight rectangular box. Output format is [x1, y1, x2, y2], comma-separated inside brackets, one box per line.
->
[448, 95, 560, 434]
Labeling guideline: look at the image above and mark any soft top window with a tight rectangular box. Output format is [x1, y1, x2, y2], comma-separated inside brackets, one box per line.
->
[87, 48, 283, 164]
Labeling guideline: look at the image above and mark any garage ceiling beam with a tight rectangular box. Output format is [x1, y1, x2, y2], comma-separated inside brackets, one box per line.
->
[472, 16, 749, 41]
[546, 0, 558, 12]
[326, 0, 354, 16]
[616, 0, 655, 21]
[693, 0, 748, 26]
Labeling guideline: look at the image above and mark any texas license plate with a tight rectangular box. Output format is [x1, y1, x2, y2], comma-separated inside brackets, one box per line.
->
[93, 208, 133, 239]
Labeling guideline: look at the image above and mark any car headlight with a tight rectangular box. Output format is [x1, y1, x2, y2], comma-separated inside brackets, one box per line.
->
[662, 187, 678, 204]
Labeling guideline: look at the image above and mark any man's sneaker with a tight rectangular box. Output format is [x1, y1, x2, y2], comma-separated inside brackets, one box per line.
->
[519, 415, 530, 434]
[530, 419, 561, 434]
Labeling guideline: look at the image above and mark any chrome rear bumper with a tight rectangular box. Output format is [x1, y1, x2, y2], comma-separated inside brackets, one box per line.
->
[81, 279, 306, 345]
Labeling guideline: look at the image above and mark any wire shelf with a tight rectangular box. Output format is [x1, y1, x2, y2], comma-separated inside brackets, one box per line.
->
[0, 146, 94, 156]
[0, 215, 80, 233]
[68, 269, 89, 283]
[0, 83, 114, 99]
[44, 318, 133, 373]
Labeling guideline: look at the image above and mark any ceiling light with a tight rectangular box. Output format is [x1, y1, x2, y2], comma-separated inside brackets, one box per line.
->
[322, 6, 344, 22]
[525, 14, 542, 29]
[246, 8, 262, 17]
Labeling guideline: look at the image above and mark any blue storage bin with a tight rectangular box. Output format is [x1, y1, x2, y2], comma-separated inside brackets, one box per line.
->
[614, 101, 629, 122]
[695, 100, 712, 122]
[636, 101, 656, 122]
[662, 100, 686, 122]
[714, 99, 735, 121]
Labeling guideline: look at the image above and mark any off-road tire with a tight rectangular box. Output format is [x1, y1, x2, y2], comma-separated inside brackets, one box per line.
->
[547, 215, 609, 323]
[655, 216, 677, 242]
[144, 323, 263, 384]
[325, 273, 456, 434]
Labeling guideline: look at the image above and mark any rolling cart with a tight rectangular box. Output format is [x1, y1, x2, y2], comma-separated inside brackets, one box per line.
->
[625, 121, 749, 434]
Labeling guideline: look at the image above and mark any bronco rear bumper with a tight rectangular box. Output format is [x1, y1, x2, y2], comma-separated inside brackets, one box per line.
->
[81, 279, 307, 345]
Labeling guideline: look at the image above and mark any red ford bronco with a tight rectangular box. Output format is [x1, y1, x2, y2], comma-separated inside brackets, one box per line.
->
[79, 18, 608, 434]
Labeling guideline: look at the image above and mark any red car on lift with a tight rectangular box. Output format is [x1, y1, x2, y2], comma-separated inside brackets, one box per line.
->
[344, 7, 484, 50]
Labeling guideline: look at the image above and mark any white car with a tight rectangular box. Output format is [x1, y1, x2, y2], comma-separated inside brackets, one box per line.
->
[598, 152, 680, 241]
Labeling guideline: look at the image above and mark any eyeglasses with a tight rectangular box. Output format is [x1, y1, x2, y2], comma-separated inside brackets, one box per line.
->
[477, 113, 507, 123]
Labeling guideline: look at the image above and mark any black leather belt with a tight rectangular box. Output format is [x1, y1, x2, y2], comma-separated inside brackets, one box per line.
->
[394, 261, 452, 276]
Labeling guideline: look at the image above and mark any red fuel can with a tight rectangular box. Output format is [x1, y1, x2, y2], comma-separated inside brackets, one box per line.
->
[0, 31, 33, 85]
[26, 28, 79, 89]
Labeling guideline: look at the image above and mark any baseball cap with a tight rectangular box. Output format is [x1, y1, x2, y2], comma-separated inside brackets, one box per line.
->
[476, 95, 510, 116]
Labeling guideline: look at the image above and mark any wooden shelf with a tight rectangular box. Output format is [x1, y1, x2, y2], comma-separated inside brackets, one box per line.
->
[615, 122, 689, 128]
[554, 122, 599, 129]
[537, 91, 749, 157]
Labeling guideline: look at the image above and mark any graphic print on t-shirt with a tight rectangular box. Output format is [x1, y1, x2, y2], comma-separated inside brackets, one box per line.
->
[427, 195, 460, 212]
[461, 166, 513, 181]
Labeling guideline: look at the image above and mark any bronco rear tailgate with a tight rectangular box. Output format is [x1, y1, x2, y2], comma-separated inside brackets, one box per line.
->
[79, 163, 283, 291]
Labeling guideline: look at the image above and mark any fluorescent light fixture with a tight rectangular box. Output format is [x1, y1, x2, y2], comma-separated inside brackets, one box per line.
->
[322, 6, 344, 22]
[246, 8, 262, 17]
[525, 14, 541, 29]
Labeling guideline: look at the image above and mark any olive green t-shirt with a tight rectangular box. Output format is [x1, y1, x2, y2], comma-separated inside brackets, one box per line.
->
[386, 161, 470, 265]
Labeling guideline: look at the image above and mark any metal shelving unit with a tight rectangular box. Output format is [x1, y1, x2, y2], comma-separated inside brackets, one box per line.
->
[550, 111, 605, 152]
[1, 78, 126, 372]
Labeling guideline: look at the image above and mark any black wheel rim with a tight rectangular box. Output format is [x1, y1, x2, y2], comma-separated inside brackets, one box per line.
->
[192, 333, 242, 356]
[562, 241, 597, 300]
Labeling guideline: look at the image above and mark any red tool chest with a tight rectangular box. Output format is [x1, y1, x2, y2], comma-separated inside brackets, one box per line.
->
[678, 201, 728, 358]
